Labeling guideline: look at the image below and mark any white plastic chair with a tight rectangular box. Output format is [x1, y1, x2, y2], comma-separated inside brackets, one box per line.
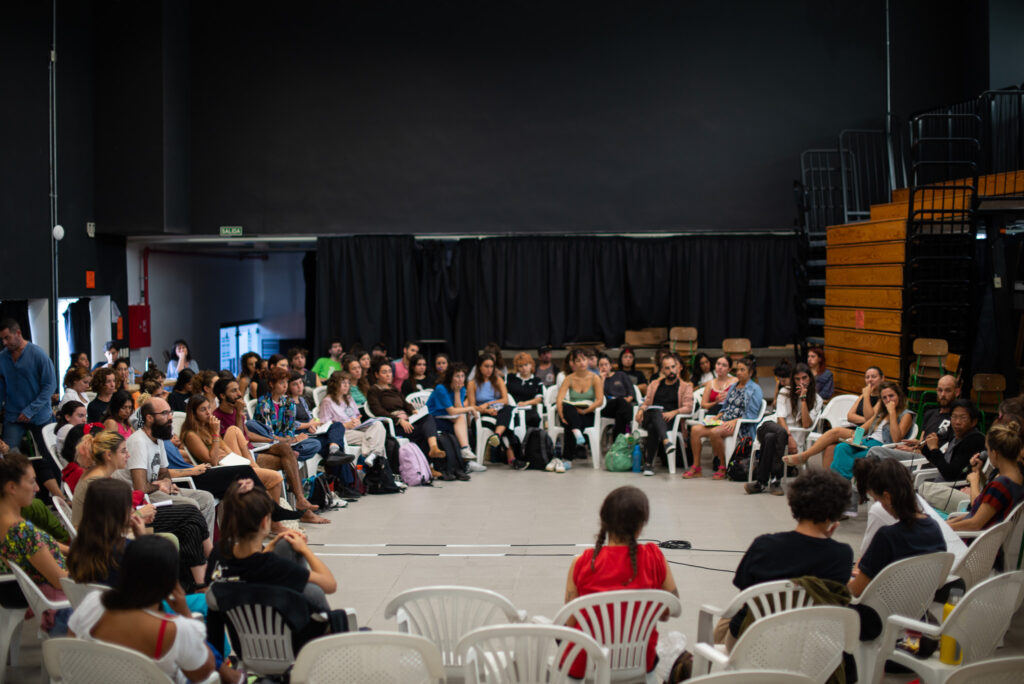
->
[245, 398, 257, 419]
[721, 399, 767, 465]
[850, 551, 955, 684]
[43, 637, 218, 683]
[290, 631, 445, 684]
[692, 606, 859, 681]
[552, 589, 681, 683]
[456, 623, 611, 684]
[170, 411, 186, 438]
[688, 672, 815, 684]
[998, 501, 1024, 571]
[942, 656, 1024, 684]
[40, 424, 61, 466]
[0, 575, 26, 684]
[949, 518, 1014, 592]
[542, 386, 606, 468]
[58, 577, 106, 609]
[82, 391, 97, 403]
[362, 401, 410, 446]
[633, 386, 696, 475]
[7, 563, 70, 682]
[473, 397, 524, 464]
[696, 580, 813, 647]
[312, 386, 327, 410]
[876, 571, 1024, 684]
[384, 585, 526, 682]
[806, 394, 859, 447]
[52, 498, 76, 541]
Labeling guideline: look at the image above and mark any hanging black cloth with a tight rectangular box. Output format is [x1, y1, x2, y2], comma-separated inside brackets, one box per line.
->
[64, 298, 92, 355]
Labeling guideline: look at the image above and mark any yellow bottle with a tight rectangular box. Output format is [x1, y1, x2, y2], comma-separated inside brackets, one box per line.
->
[939, 587, 963, 665]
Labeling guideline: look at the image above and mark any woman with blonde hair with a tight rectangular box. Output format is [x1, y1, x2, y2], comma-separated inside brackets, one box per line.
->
[948, 420, 1024, 531]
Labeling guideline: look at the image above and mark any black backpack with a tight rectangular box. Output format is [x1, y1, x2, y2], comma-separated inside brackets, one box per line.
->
[305, 473, 345, 510]
[363, 454, 402, 494]
[523, 428, 553, 470]
[726, 436, 754, 482]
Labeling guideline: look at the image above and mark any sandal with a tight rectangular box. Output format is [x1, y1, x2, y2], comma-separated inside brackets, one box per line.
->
[782, 453, 808, 467]
[712, 466, 728, 480]
[681, 466, 702, 479]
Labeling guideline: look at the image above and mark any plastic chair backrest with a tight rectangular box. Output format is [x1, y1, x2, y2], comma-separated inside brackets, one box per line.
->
[171, 411, 186, 438]
[52, 497, 76, 540]
[722, 338, 751, 358]
[457, 623, 610, 684]
[942, 572, 1024, 664]
[43, 637, 180, 684]
[855, 552, 954, 626]
[1002, 501, 1024, 571]
[290, 631, 445, 684]
[245, 398, 257, 418]
[816, 394, 858, 430]
[58, 577, 106, 608]
[41, 424, 59, 462]
[552, 589, 681, 682]
[688, 672, 816, 684]
[384, 585, 524, 677]
[728, 606, 859, 681]
[406, 390, 432, 411]
[210, 582, 310, 676]
[312, 386, 327, 409]
[952, 518, 1014, 591]
[726, 580, 814, 622]
[7, 562, 69, 618]
[943, 655, 1024, 684]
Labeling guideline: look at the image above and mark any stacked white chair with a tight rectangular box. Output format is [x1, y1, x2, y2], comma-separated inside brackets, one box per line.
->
[875, 571, 1024, 684]
[552, 589, 681, 683]
[457, 624, 611, 684]
[384, 585, 526, 683]
[290, 632, 445, 684]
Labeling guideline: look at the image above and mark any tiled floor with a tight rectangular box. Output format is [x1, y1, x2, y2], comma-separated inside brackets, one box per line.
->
[7, 461, 1023, 681]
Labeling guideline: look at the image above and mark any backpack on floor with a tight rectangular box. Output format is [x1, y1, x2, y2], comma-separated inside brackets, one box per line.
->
[726, 436, 754, 482]
[523, 428, 554, 470]
[434, 431, 466, 478]
[398, 442, 433, 486]
[384, 435, 401, 473]
[605, 434, 636, 472]
[304, 473, 344, 510]
[363, 454, 402, 494]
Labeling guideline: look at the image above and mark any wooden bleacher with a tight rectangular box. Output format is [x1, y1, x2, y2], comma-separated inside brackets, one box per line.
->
[824, 169, 1023, 395]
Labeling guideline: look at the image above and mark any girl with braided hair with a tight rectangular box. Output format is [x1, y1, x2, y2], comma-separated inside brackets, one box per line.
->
[564, 486, 678, 678]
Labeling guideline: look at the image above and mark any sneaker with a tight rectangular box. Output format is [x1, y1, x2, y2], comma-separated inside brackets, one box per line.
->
[466, 460, 488, 472]
[681, 466, 702, 479]
[394, 476, 408, 490]
[643, 468, 654, 477]
[664, 441, 676, 464]
[561, 459, 572, 471]
[545, 459, 557, 472]
[513, 459, 529, 471]
[840, 508, 859, 520]
[768, 480, 784, 496]
[744, 481, 765, 495]
[487, 434, 501, 449]
[574, 433, 586, 446]
[554, 458, 566, 474]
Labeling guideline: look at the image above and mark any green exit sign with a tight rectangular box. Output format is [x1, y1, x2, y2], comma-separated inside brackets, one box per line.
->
[219, 225, 244, 237]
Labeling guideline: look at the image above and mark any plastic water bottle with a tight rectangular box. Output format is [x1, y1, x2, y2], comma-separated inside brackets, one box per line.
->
[631, 444, 643, 473]
[939, 588, 963, 665]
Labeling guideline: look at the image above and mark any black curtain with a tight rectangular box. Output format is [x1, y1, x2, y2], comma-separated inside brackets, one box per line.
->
[63, 298, 91, 355]
[0, 300, 31, 341]
[314, 234, 800, 364]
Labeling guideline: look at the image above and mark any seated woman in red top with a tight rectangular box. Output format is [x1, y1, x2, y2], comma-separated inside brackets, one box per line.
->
[564, 486, 679, 678]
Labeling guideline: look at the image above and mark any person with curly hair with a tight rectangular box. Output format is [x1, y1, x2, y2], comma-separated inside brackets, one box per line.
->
[564, 486, 678, 679]
[718, 470, 853, 650]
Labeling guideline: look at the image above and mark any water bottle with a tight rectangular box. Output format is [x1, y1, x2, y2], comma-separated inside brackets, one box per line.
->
[939, 587, 963, 665]
[631, 444, 643, 473]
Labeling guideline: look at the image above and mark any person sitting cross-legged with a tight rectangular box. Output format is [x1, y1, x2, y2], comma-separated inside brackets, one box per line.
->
[635, 354, 693, 476]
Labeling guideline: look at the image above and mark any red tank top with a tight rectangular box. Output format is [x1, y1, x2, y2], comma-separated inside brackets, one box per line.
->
[569, 543, 668, 676]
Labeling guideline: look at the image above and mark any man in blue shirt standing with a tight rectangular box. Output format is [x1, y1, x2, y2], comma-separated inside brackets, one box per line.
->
[0, 319, 57, 454]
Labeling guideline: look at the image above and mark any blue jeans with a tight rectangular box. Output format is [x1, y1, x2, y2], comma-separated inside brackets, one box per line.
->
[2, 420, 51, 456]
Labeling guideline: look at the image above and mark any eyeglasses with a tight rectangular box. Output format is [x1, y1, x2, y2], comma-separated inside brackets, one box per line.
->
[151, 410, 173, 417]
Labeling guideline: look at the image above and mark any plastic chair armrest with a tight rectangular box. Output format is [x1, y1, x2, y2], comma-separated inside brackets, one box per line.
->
[886, 614, 941, 638]
[171, 477, 197, 489]
[692, 642, 729, 666]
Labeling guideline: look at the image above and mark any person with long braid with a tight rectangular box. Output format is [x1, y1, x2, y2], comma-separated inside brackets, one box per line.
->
[564, 486, 678, 679]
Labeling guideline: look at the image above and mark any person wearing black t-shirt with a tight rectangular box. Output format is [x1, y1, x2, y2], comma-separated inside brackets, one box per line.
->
[635, 355, 693, 476]
[721, 470, 853, 649]
[617, 347, 648, 395]
[598, 354, 635, 436]
[507, 353, 545, 428]
[207, 480, 349, 648]
[848, 460, 946, 639]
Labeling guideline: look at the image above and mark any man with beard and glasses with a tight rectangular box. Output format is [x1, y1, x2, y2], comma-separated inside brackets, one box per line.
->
[123, 398, 217, 535]
[635, 354, 693, 477]
[866, 375, 960, 464]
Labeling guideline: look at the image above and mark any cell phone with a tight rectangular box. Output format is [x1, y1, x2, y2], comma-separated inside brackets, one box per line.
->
[852, 427, 865, 446]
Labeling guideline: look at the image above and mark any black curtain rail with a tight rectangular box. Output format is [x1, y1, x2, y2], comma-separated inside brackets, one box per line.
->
[312, 234, 800, 364]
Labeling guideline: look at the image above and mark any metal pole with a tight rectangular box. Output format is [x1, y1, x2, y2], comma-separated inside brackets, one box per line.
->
[48, 0, 60, 373]
[884, 0, 897, 192]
